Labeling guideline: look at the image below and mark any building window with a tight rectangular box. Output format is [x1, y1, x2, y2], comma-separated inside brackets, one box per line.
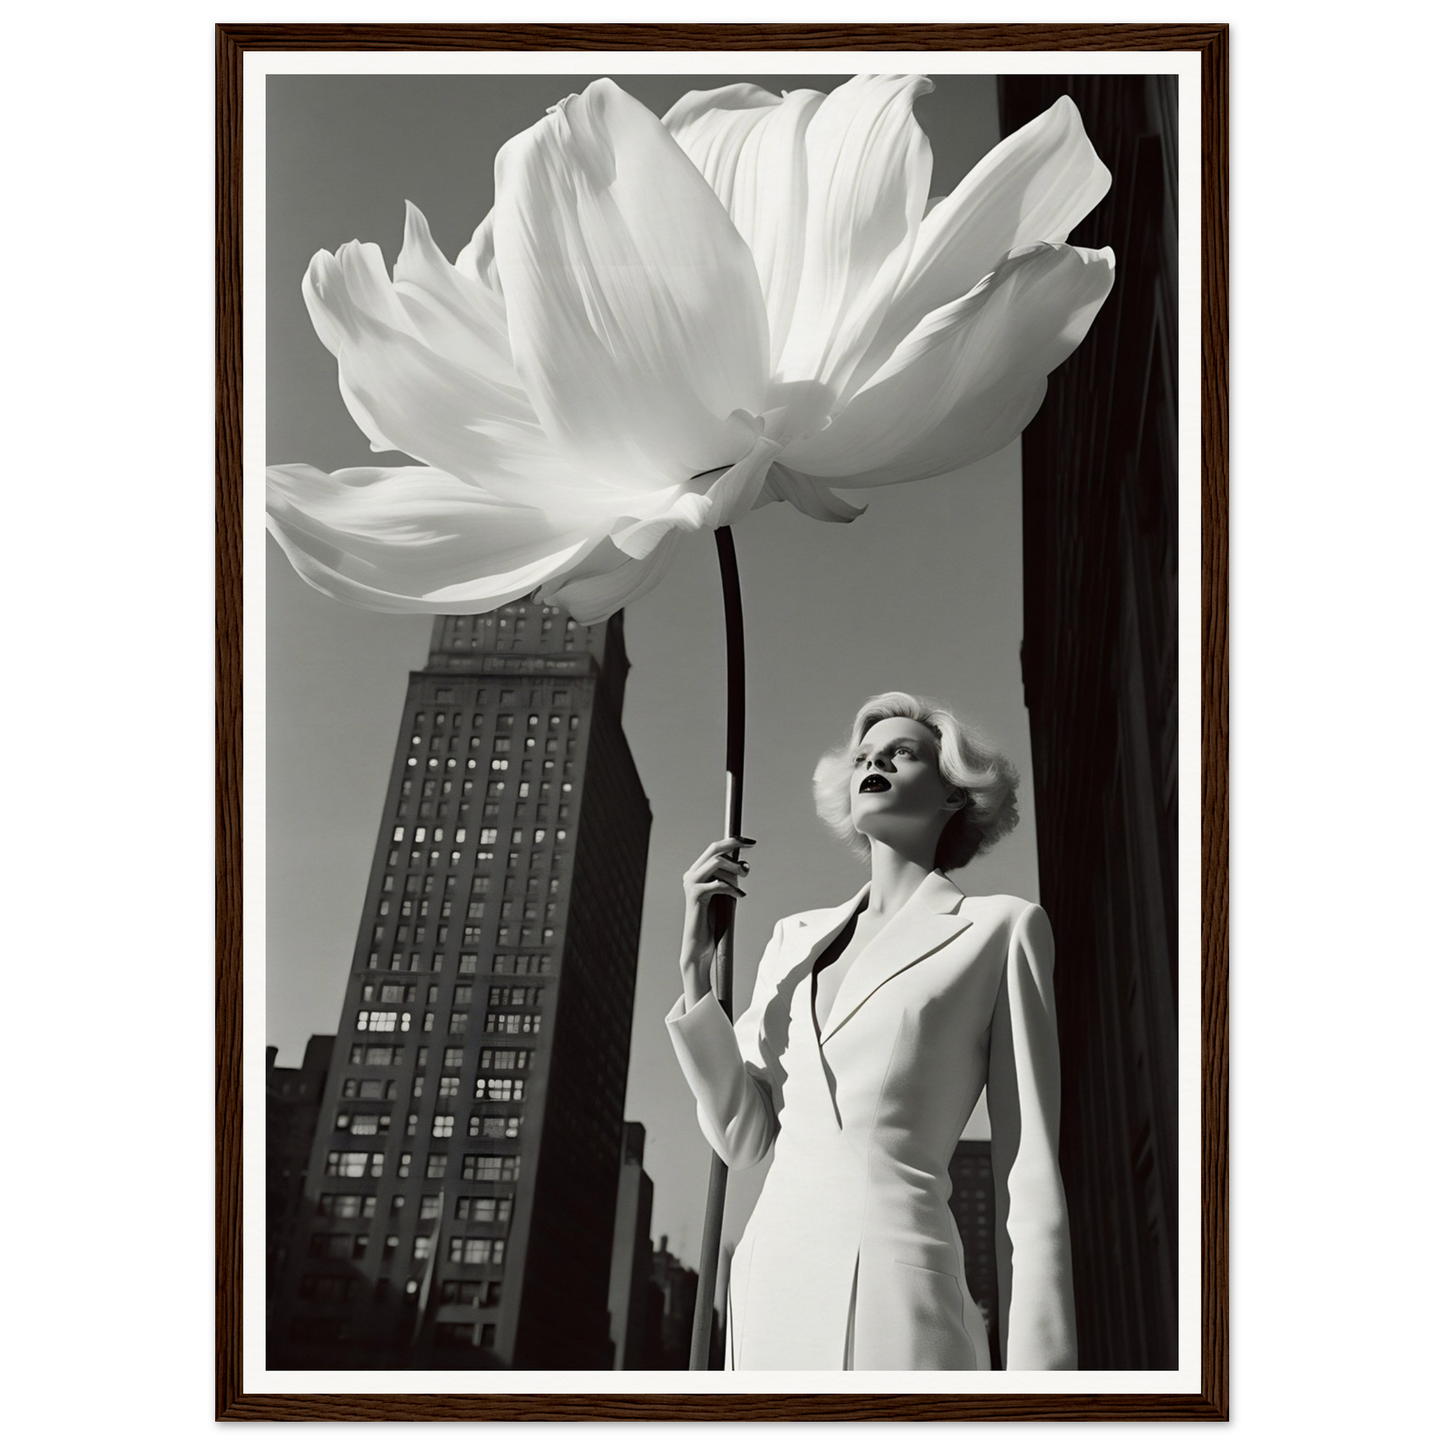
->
[342, 1078, 398, 1101]
[325, 1151, 384, 1179]
[477, 1077, 526, 1103]
[483, 1012, 542, 1036]
[449, 1237, 506, 1266]
[455, 1196, 513, 1224]
[469, 1114, 522, 1140]
[350, 1044, 403, 1066]
[478, 1048, 531, 1071]
[413, 1235, 433, 1262]
[419, 1194, 441, 1222]
[426, 1153, 447, 1179]
[432, 1114, 455, 1138]
[437, 1075, 459, 1099]
[443, 1047, 464, 1068]
[488, 985, 542, 1008]
[336, 1111, 390, 1136]
[398, 1153, 412, 1179]
[356, 1010, 410, 1033]
[317, 1194, 376, 1220]
[459, 953, 478, 974]
[461, 1154, 521, 1183]
[448, 1011, 469, 1034]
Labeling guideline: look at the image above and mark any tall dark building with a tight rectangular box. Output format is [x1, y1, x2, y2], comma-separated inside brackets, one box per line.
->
[1004, 75, 1180, 1368]
[269, 602, 652, 1368]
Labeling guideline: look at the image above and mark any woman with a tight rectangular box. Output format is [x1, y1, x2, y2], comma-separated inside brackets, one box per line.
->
[666, 692, 1075, 1370]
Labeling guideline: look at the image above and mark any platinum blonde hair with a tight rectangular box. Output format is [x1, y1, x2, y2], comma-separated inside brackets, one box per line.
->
[812, 692, 1021, 871]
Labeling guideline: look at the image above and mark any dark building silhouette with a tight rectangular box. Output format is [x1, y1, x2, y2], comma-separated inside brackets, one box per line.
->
[647, 1237, 701, 1370]
[1002, 74, 1180, 1368]
[607, 1121, 655, 1370]
[947, 1139, 1001, 1370]
[268, 602, 652, 1368]
[266, 1037, 334, 1309]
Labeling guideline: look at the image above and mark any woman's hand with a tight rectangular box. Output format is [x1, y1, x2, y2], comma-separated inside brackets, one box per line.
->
[680, 835, 754, 1007]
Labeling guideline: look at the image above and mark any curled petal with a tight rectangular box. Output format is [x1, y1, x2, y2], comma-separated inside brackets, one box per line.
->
[493, 78, 770, 487]
[540, 531, 683, 625]
[665, 83, 823, 372]
[393, 201, 515, 386]
[772, 74, 935, 408]
[782, 243, 1116, 486]
[266, 463, 602, 613]
[856, 95, 1111, 392]
[763, 464, 867, 523]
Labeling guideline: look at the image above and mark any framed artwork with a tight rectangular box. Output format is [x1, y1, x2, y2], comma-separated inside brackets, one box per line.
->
[210, 14, 1231, 1433]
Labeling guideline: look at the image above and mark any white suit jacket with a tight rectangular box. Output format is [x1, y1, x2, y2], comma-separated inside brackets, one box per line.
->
[666, 870, 1076, 1370]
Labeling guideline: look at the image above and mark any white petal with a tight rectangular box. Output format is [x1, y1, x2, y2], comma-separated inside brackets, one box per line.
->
[771, 75, 935, 409]
[763, 464, 867, 522]
[540, 530, 683, 624]
[665, 83, 823, 372]
[493, 78, 770, 488]
[302, 244, 574, 504]
[266, 463, 603, 613]
[782, 243, 1115, 486]
[856, 95, 1111, 392]
[393, 202, 516, 386]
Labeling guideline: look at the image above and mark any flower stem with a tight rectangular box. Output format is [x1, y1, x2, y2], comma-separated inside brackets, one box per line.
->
[689, 526, 746, 1370]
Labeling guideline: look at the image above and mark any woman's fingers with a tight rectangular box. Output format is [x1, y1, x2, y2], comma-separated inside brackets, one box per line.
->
[687, 836, 755, 875]
[694, 878, 746, 898]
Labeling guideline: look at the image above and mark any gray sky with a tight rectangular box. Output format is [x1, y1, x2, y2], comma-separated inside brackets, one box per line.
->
[265, 71, 1035, 1259]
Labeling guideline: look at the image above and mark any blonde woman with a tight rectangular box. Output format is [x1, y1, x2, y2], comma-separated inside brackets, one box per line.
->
[667, 692, 1074, 1370]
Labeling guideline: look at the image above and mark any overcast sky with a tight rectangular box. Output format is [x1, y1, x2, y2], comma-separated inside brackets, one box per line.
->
[265, 70, 1037, 1259]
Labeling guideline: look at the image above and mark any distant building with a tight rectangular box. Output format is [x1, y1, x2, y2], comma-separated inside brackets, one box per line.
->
[648, 1237, 700, 1370]
[265, 1037, 334, 1308]
[268, 602, 652, 1368]
[1003, 73, 1181, 1368]
[947, 1139, 1001, 1369]
[607, 1122, 655, 1370]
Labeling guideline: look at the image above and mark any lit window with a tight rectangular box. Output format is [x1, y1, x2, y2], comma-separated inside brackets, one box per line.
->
[449, 1237, 506, 1265]
[325, 1151, 384, 1179]
[432, 1113, 455, 1138]
[478, 1077, 526, 1103]
[413, 1235, 433, 1262]
[426, 1153, 447, 1179]
[398, 1153, 412, 1179]
[437, 1075, 459, 1098]
[461, 1154, 521, 1182]
[456, 1197, 513, 1224]
[392, 826, 405, 842]
[448, 1011, 468, 1034]
[317, 1194, 376, 1220]
[459, 953, 477, 974]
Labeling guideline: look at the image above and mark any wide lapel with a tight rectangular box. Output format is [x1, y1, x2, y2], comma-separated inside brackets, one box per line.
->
[817, 871, 974, 1046]
[776, 883, 870, 978]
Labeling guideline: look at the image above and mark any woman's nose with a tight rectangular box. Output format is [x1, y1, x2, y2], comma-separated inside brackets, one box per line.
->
[868, 751, 894, 771]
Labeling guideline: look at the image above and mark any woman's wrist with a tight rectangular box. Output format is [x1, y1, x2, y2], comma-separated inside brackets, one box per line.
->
[679, 947, 713, 1009]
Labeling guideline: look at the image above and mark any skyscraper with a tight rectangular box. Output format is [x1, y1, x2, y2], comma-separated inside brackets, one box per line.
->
[1004, 74, 1180, 1368]
[269, 602, 651, 1369]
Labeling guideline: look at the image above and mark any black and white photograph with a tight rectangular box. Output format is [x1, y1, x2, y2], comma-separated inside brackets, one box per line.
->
[246, 40, 1204, 1408]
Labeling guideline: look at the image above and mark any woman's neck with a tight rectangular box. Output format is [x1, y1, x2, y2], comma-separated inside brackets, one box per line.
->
[865, 841, 937, 918]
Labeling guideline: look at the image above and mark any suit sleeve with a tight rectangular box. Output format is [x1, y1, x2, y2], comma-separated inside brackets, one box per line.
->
[664, 920, 784, 1169]
[988, 904, 1077, 1369]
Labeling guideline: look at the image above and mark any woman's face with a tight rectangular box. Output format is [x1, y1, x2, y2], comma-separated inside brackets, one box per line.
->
[848, 716, 960, 845]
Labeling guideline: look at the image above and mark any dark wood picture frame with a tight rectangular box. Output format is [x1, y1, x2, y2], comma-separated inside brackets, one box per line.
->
[217, 21, 1227, 1422]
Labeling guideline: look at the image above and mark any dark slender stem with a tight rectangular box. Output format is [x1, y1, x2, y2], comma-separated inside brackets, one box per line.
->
[689, 527, 746, 1371]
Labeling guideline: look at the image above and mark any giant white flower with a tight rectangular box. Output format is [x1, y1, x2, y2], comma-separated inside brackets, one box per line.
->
[267, 75, 1114, 622]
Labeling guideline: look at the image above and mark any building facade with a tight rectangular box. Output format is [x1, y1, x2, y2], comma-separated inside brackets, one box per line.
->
[269, 602, 651, 1368]
[1003, 74, 1180, 1368]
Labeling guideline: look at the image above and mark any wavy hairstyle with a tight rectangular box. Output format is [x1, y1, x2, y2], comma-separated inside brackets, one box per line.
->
[812, 692, 1021, 871]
